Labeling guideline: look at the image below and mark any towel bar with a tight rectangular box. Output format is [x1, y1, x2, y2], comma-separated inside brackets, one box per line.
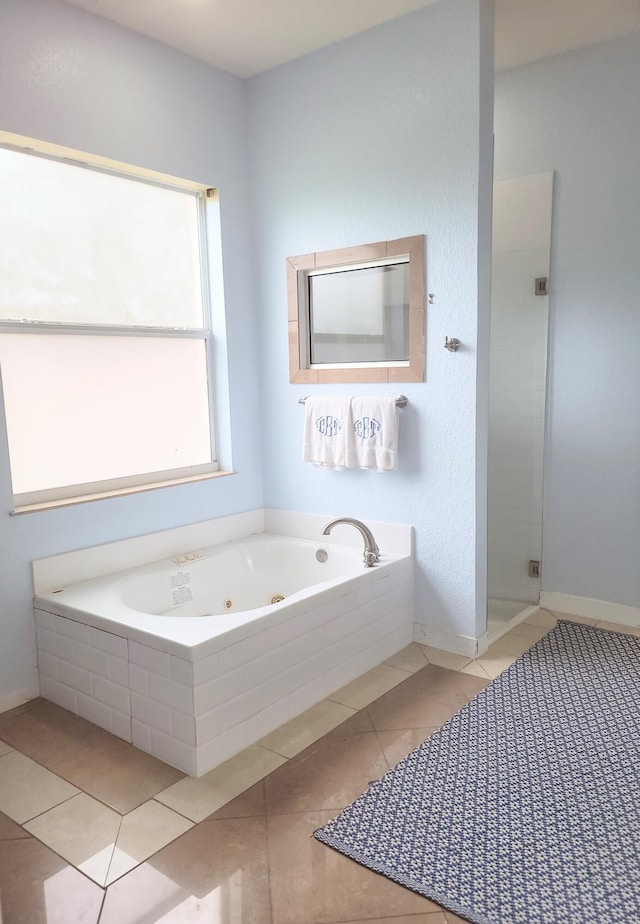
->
[298, 395, 408, 408]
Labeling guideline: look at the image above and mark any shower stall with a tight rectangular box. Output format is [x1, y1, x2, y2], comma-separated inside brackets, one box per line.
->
[487, 171, 554, 640]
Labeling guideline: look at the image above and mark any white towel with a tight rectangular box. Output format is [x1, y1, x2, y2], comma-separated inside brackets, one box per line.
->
[302, 396, 351, 469]
[347, 396, 399, 472]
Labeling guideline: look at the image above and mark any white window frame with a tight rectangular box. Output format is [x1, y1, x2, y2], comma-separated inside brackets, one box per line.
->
[0, 136, 221, 511]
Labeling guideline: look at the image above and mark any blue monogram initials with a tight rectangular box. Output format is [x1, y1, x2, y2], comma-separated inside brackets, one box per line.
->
[316, 415, 342, 438]
[353, 417, 381, 441]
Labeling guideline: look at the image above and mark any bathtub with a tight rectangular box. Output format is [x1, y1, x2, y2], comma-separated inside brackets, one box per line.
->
[34, 532, 414, 776]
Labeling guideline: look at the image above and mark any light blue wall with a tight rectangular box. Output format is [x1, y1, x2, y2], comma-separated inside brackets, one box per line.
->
[0, 0, 494, 706]
[248, 0, 494, 649]
[494, 32, 640, 608]
[0, 0, 264, 705]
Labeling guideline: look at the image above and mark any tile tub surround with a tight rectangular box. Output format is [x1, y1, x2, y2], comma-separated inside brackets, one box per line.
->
[34, 551, 414, 776]
[0, 611, 588, 922]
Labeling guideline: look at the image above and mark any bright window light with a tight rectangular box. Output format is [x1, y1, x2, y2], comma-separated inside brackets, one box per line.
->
[0, 143, 219, 507]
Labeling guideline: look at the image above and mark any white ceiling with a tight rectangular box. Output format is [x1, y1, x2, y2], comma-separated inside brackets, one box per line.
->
[63, 0, 640, 77]
[495, 0, 640, 71]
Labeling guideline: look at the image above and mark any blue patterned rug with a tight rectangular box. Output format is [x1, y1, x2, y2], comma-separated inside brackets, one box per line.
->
[314, 621, 640, 923]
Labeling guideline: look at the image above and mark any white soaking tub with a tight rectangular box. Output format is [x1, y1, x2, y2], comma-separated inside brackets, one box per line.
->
[34, 532, 414, 776]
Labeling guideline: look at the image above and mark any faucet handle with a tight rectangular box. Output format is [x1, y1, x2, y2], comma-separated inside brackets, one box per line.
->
[363, 550, 378, 568]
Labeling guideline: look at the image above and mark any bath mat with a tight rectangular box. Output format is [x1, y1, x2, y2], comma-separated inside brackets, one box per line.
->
[314, 621, 640, 924]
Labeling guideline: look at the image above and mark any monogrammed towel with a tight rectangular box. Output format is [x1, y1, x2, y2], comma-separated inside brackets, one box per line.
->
[347, 396, 398, 471]
[302, 396, 351, 469]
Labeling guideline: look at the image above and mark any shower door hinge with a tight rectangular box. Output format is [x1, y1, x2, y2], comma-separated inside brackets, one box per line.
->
[528, 560, 540, 578]
[534, 277, 548, 296]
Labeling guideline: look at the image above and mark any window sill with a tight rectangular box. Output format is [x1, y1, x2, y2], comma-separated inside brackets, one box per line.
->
[11, 470, 235, 515]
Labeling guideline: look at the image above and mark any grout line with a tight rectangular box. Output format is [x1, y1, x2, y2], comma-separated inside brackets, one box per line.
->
[149, 796, 201, 825]
[265, 804, 353, 820]
[372, 725, 392, 775]
[20, 790, 82, 827]
[257, 742, 296, 759]
[97, 886, 108, 921]
[256, 712, 360, 761]
[70, 856, 113, 891]
[263, 786, 276, 923]
[102, 812, 125, 888]
[326, 671, 414, 710]
[331, 913, 448, 923]
[11, 826, 112, 892]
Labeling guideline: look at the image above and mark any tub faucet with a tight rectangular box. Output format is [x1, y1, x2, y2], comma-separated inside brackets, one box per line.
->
[322, 517, 380, 568]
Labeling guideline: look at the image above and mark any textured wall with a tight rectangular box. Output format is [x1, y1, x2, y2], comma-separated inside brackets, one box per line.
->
[248, 0, 494, 650]
[0, 0, 494, 707]
[0, 0, 263, 707]
[495, 33, 640, 608]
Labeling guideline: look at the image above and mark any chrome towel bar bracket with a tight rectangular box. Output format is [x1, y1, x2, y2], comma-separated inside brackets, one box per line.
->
[299, 395, 408, 408]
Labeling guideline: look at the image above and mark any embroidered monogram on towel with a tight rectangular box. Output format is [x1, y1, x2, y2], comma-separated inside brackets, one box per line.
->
[353, 416, 382, 441]
[315, 415, 343, 438]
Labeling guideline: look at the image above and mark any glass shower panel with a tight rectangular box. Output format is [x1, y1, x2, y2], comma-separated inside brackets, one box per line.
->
[487, 171, 554, 640]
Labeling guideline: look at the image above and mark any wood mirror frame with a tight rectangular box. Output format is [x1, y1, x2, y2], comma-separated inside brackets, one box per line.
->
[287, 234, 425, 384]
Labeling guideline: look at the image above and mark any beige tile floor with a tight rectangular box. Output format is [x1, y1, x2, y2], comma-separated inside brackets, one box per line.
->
[0, 609, 633, 923]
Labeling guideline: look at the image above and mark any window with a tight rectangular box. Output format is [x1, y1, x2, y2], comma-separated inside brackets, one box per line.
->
[0, 139, 220, 510]
[287, 235, 425, 384]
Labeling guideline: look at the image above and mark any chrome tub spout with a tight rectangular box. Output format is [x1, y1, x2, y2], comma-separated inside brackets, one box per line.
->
[321, 517, 380, 568]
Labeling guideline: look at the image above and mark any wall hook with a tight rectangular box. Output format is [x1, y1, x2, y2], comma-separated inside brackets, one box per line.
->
[428, 293, 435, 304]
[444, 337, 461, 352]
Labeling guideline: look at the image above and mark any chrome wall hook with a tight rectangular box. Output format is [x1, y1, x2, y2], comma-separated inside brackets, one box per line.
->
[444, 337, 461, 352]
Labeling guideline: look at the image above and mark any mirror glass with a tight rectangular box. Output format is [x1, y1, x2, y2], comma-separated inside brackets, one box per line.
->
[308, 261, 409, 365]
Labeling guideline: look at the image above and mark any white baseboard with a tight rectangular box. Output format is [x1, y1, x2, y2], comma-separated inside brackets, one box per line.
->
[0, 687, 38, 715]
[413, 622, 484, 659]
[540, 592, 640, 628]
[476, 630, 490, 657]
[414, 602, 547, 659]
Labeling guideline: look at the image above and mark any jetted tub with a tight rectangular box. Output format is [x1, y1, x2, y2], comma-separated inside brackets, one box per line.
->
[34, 532, 414, 776]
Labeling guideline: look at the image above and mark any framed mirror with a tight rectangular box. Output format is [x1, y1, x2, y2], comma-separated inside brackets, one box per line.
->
[287, 235, 425, 384]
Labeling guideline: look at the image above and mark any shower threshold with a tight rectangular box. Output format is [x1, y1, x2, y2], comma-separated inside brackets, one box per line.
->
[487, 597, 539, 644]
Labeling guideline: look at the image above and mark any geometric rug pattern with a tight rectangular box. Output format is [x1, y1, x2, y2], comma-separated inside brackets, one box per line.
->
[314, 621, 640, 923]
